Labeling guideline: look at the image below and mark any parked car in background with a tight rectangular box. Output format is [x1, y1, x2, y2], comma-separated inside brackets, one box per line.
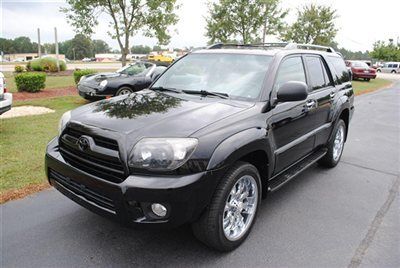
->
[77, 61, 166, 100]
[0, 72, 13, 115]
[147, 53, 174, 63]
[47, 43, 354, 251]
[345, 60, 376, 81]
[377, 62, 400, 73]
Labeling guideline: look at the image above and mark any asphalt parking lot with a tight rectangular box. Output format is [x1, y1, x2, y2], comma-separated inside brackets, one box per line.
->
[2, 83, 399, 267]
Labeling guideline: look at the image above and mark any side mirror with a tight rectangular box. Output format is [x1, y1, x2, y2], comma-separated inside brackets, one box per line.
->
[277, 81, 308, 102]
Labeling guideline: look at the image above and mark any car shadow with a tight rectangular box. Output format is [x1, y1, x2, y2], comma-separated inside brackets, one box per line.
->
[60, 163, 326, 265]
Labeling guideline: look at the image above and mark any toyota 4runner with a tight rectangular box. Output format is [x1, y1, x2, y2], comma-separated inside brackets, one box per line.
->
[46, 43, 354, 251]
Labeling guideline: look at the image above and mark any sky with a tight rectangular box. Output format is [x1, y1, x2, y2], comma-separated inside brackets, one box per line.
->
[1, 0, 399, 52]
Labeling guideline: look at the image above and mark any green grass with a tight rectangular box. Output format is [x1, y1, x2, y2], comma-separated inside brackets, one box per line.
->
[352, 78, 392, 95]
[0, 96, 87, 194]
[4, 72, 75, 93]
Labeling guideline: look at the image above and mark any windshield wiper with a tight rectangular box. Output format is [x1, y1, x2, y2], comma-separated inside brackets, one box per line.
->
[183, 90, 229, 99]
[151, 86, 182, 93]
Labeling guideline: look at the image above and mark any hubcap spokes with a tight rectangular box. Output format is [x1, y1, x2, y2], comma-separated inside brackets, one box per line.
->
[333, 126, 344, 161]
[223, 175, 258, 241]
[119, 89, 131, 95]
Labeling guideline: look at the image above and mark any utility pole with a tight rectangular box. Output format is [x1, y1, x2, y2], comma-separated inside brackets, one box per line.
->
[54, 27, 60, 72]
[37, 28, 41, 58]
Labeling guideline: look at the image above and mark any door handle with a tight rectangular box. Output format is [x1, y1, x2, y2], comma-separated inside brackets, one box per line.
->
[330, 91, 336, 99]
[306, 100, 316, 108]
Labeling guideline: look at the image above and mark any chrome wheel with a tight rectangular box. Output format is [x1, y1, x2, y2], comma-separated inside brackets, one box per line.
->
[117, 88, 132, 95]
[223, 175, 258, 241]
[333, 125, 345, 161]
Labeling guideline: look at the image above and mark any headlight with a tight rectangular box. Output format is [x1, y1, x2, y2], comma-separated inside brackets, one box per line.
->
[79, 76, 85, 82]
[128, 138, 198, 171]
[99, 80, 108, 88]
[58, 111, 71, 136]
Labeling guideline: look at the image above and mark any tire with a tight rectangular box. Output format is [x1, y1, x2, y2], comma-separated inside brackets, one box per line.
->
[391, 70, 396, 74]
[116, 86, 133, 96]
[377, 69, 381, 72]
[364, 78, 370, 82]
[319, 119, 346, 168]
[192, 161, 261, 252]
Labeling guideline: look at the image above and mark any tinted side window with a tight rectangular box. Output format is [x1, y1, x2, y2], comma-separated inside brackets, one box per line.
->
[328, 56, 350, 84]
[275, 56, 306, 89]
[388, 64, 393, 68]
[393, 64, 398, 68]
[305, 56, 329, 90]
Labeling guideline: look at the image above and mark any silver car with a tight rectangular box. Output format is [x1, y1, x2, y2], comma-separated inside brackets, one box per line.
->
[377, 62, 400, 73]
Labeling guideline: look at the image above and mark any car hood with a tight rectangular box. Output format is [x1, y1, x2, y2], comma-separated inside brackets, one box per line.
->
[82, 72, 124, 84]
[71, 89, 254, 137]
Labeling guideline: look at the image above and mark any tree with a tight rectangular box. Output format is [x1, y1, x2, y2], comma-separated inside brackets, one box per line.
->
[205, 0, 286, 44]
[369, 40, 400, 61]
[131, 45, 152, 54]
[93, 39, 111, 54]
[282, 4, 337, 46]
[62, 0, 180, 66]
[12, 37, 36, 53]
[67, 34, 94, 60]
[259, 0, 288, 43]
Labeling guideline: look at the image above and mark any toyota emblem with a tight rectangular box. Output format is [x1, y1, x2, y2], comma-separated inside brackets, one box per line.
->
[77, 136, 90, 151]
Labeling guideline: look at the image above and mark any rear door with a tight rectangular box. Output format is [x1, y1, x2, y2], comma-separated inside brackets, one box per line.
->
[304, 55, 335, 147]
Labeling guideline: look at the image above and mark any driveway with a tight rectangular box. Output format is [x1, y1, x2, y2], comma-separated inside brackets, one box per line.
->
[2, 84, 399, 267]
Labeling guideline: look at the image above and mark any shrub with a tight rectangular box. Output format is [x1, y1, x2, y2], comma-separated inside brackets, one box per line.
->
[26, 61, 32, 71]
[14, 65, 25, 73]
[29, 57, 67, 72]
[15, 73, 46, 92]
[73, 69, 97, 84]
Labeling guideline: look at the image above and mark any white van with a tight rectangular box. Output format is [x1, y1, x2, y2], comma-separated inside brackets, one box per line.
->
[0, 72, 13, 115]
[377, 62, 400, 73]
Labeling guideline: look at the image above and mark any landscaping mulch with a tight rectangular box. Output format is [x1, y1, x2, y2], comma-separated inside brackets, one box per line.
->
[0, 183, 50, 204]
[13, 86, 78, 101]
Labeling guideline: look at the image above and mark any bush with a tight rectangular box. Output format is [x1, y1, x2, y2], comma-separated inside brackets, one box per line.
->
[15, 73, 46, 92]
[29, 57, 67, 72]
[73, 69, 97, 84]
[14, 65, 25, 73]
[26, 61, 32, 71]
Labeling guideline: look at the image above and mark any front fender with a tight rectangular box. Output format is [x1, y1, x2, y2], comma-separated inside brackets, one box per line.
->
[207, 128, 273, 173]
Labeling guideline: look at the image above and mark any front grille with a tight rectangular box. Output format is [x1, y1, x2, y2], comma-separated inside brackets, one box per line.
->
[49, 169, 115, 211]
[66, 128, 119, 151]
[59, 127, 126, 183]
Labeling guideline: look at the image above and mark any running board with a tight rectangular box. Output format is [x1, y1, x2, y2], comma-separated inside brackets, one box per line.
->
[268, 148, 328, 192]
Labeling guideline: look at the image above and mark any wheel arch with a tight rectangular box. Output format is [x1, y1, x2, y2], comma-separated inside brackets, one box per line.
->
[207, 128, 273, 198]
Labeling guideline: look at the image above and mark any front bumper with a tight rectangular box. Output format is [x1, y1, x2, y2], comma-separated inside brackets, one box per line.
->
[0, 93, 12, 114]
[77, 84, 109, 99]
[45, 138, 222, 228]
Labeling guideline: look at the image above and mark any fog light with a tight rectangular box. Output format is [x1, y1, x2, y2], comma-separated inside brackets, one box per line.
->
[151, 203, 167, 217]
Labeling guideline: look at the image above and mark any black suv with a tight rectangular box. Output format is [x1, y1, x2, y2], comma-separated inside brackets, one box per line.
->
[46, 43, 354, 251]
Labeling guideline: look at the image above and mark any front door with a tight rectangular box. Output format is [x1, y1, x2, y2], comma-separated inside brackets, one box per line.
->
[270, 55, 316, 174]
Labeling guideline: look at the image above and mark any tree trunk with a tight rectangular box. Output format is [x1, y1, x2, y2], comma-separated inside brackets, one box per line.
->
[121, 52, 127, 66]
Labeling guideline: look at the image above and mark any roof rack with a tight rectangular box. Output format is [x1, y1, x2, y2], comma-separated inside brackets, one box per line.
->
[207, 42, 336, 53]
[285, 43, 336, 53]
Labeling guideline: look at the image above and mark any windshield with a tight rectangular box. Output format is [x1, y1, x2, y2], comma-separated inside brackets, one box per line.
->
[152, 53, 273, 100]
[117, 62, 153, 76]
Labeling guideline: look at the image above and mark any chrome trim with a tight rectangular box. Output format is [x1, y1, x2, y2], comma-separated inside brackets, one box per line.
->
[275, 123, 332, 155]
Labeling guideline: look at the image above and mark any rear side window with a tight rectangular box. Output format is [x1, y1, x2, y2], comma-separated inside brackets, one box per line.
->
[388, 64, 393, 68]
[305, 56, 331, 90]
[394, 64, 399, 68]
[328, 56, 350, 84]
[275, 56, 306, 89]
